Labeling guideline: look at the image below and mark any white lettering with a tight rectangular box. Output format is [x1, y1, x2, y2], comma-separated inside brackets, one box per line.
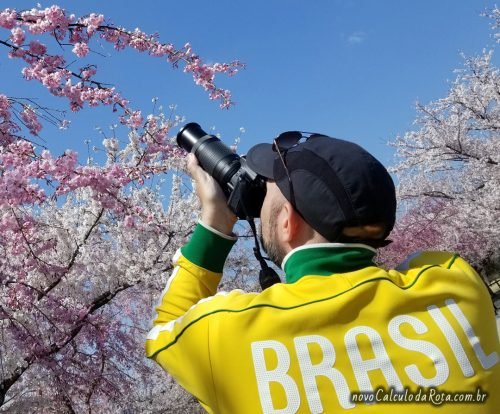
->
[345, 326, 403, 392]
[445, 299, 499, 369]
[427, 305, 475, 377]
[251, 301, 494, 412]
[294, 335, 355, 411]
[251, 340, 300, 414]
[388, 314, 449, 386]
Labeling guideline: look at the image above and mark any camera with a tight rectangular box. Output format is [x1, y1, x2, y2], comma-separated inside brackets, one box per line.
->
[176, 122, 266, 219]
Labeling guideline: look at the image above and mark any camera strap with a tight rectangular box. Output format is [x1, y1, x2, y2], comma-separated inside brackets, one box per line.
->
[246, 218, 281, 290]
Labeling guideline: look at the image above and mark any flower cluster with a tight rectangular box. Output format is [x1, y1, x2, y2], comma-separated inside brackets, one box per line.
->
[0, 4, 245, 411]
[1, 5, 242, 114]
[382, 50, 500, 277]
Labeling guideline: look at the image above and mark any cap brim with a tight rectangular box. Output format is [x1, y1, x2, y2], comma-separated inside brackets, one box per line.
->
[245, 143, 277, 179]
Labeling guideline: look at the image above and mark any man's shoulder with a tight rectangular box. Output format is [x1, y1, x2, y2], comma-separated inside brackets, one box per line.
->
[395, 251, 484, 290]
[396, 251, 463, 271]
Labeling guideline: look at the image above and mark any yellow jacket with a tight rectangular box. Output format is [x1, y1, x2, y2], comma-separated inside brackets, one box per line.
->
[146, 222, 500, 413]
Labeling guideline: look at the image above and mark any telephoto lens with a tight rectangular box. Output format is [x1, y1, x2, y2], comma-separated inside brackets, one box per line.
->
[176, 123, 266, 219]
[177, 123, 241, 197]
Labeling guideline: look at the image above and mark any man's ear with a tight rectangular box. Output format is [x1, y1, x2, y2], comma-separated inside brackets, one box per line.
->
[279, 201, 301, 243]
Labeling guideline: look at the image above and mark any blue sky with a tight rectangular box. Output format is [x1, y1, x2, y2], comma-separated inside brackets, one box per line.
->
[1, 0, 497, 166]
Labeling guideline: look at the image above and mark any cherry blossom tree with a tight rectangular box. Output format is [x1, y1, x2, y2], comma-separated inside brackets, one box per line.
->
[0, 4, 248, 412]
[379, 11, 500, 285]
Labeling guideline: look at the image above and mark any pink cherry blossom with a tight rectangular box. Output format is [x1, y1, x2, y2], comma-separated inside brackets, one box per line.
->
[10, 27, 25, 46]
[0, 3, 245, 411]
[0, 8, 16, 29]
[72, 41, 89, 57]
[28, 40, 47, 55]
[20, 106, 42, 135]
[81, 13, 104, 35]
[381, 49, 500, 282]
[125, 110, 144, 128]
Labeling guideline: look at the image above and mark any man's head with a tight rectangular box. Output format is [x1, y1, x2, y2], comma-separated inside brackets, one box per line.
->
[246, 132, 397, 266]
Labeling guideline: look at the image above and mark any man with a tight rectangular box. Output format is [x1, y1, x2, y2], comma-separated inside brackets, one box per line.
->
[146, 133, 500, 413]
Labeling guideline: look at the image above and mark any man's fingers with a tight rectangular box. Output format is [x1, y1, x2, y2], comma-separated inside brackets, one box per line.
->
[187, 153, 203, 180]
[185, 154, 237, 233]
[187, 153, 215, 192]
[186, 153, 197, 170]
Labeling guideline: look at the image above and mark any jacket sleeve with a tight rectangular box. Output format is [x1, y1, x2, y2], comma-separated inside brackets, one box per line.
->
[145, 221, 237, 410]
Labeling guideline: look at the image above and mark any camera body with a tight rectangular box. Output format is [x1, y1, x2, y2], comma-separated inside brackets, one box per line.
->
[176, 123, 266, 219]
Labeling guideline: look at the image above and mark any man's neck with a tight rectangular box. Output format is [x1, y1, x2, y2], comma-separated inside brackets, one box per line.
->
[282, 243, 377, 284]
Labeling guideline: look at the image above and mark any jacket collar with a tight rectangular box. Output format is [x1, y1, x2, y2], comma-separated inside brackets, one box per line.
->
[281, 243, 377, 284]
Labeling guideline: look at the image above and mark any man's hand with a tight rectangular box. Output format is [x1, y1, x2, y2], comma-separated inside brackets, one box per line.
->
[187, 153, 238, 236]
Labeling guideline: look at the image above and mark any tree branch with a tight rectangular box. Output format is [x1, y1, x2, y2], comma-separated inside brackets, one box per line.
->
[0, 282, 139, 408]
[38, 208, 104, 300]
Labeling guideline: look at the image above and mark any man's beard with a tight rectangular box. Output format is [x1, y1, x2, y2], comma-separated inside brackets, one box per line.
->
[259, 204, 287, 267]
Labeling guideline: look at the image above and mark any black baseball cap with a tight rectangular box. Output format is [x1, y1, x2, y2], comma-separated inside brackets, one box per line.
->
[245, 133, 397, 242]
